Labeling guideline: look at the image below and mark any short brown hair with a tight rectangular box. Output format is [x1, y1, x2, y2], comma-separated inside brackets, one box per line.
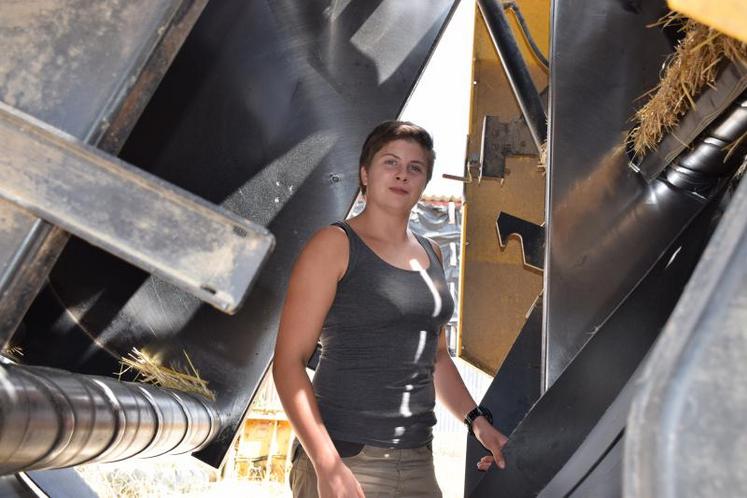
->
[359, 120, 436, 195]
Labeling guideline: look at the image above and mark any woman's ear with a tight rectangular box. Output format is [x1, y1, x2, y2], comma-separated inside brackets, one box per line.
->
[360, 165, 368, 187]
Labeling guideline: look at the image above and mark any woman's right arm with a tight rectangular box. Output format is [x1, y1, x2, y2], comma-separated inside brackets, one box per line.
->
[272, 227, 364, 498]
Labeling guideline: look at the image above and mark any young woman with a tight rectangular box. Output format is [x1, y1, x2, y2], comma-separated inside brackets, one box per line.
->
[273, 121, 508, 498]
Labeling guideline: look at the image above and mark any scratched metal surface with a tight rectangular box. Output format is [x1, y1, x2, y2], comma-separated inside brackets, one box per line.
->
[0, 0, 206, 341]
[0, 0, 185, 140]
[0, 102, 273, 314]
[19, 0, 459, 466]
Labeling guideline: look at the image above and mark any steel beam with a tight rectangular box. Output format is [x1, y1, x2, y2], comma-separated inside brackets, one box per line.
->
[464, 301, 542, 497]
[0, 102, 274, 314]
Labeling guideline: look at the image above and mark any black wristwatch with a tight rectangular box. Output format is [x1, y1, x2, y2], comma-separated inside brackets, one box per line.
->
[464, 405, 493, 435]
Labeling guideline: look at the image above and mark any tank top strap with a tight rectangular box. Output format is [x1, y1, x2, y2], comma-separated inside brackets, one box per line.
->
[413, 232, 441, 267]
[331, 221, 359, 282]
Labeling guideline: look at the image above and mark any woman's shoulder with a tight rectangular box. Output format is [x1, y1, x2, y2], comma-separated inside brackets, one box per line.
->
[304, 224, 349, 255]
[294, 224, 351, 279]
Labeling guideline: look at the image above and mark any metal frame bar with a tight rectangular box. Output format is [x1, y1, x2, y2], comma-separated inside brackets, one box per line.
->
[0, 0, 209, 344]
[0, 102, 274, 315]
[476, 0, 547, 151]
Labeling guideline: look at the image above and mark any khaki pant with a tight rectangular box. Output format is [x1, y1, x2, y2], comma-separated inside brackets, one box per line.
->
[290, 444, 443, 498]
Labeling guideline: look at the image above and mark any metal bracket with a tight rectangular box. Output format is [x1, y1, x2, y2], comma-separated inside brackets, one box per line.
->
[496, 211, 545, 271]
[0, 102, 274, 314]
[443, 157, 486, 184]
[480, 115, 538, 179]
[476, 0, 548, 151]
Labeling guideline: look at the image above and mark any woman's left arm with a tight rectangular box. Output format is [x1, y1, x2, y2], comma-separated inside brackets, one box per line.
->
[427, 238, 508, 471]
[433, 329, 508, 470]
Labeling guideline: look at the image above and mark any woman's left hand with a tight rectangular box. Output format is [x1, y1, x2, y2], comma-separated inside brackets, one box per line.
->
[472, 417, 508, 471]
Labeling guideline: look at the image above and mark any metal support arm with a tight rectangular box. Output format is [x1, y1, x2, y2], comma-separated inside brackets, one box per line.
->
[476, 0, 547, 151]
[0, 102, 274, 315]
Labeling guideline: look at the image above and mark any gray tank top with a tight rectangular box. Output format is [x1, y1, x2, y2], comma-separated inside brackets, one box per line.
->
[312, 221, 455, 448]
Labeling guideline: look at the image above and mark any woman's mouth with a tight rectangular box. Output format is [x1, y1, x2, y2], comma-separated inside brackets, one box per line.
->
[389, 187, 409, 195]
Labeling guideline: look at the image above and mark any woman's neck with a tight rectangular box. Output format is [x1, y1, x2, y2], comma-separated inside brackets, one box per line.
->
[352, 205, 410, 243]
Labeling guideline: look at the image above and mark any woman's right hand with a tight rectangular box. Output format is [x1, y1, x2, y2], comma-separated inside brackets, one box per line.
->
[315, 460, 366, 498]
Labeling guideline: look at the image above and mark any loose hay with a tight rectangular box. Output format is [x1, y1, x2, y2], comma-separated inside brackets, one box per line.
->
[1, 345, 23, 362]
[628, 12, 747, 158]
[537, 140, 548, 173]
[76, 455, 218, 498]
[118, 348, 215, 401]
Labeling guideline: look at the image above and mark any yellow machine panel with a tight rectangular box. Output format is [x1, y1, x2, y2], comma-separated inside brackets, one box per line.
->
[459, 1, 549, 374]
[669, 0, 747, 43]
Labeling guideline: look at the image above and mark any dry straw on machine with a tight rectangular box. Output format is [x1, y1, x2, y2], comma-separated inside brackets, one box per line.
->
[538, 140, 548, 173]
[118, 348, 216, 401]
[628, 12, 747, 158]
[1, 345, 23, 362]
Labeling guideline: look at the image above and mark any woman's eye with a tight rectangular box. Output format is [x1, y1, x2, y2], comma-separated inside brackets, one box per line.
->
[409, 164, 424, 174]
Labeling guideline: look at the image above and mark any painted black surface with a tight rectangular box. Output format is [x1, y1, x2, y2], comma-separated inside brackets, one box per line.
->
[496, 212, 545, 270]
[626, 172, 747, 495]
[568, 435, 623, 498]
[25, 469, 97, 498]
[470, 199, 723, 497]
[543, 0, 675, 387]
[20, 0, 459, 467]
[465, 302, 542, 497]
[0, 475, 35, 498]
[538, 367, 635, 498]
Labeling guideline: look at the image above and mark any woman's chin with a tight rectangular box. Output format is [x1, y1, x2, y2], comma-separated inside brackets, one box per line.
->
[369, 198, 417, 213]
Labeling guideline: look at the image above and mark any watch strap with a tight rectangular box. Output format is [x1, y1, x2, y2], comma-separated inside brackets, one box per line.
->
[464, 405, 493, 434]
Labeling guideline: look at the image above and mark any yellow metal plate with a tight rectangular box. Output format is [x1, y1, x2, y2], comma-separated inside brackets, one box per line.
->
[459, 4, 548, 374]
[669, 0, 747, 43]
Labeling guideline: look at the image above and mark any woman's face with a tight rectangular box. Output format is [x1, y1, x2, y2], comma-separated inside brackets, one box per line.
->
[361, 139, 430, 210]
